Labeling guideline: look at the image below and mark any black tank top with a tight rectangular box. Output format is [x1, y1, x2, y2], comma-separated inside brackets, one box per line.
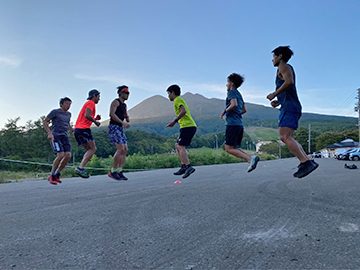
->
[109, 98, 127, 126]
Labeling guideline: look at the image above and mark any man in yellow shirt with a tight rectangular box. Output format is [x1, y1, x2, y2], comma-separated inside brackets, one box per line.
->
[166, 85, 197, 178]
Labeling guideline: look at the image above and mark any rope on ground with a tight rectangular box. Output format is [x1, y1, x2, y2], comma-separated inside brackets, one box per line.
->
[0, 158, 146, 172]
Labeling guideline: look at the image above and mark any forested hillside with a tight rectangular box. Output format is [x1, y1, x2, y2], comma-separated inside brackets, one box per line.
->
[98, 93, 358, 136]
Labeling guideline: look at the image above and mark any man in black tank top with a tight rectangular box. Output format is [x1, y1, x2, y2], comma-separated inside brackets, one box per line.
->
[107, 85, 130, 181]
[267, 46, 318, 178]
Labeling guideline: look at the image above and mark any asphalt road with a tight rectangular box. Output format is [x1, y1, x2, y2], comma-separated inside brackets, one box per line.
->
[1, 158, 360, 270]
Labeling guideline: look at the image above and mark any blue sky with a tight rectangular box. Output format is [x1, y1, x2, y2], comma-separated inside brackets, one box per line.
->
[0, 0, 359, 129]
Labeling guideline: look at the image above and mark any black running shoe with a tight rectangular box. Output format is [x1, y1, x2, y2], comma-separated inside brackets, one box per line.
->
[118, 171, 128, 181]
[294, 160, 319, 178]
[174, 165, 187, 175]
[108, 171, 121, 180]
[182, 166, 195, 179]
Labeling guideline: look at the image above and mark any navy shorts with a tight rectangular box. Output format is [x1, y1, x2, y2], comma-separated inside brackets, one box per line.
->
[225, 125, 244, 147]
[74, 128, 94, 145]
[51, 135, 71, 154]
[108, 124, 127, 145]
[177, 126, 197, 146]
[278, 110, 301, 130]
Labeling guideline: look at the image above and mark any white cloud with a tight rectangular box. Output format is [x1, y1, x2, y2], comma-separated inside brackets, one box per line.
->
[0, 56, 22, 68]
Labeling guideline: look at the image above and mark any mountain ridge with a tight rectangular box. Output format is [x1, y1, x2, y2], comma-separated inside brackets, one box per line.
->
[99, 92, 357, 136]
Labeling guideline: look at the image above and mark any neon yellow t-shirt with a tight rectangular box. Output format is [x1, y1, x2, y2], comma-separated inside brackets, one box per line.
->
[173, 96, 197, 129]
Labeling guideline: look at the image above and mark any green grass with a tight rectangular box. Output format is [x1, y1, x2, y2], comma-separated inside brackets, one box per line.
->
[187, 147, 225, 154]
[245, 127, 279, 141]
[1, 148, 275, 182]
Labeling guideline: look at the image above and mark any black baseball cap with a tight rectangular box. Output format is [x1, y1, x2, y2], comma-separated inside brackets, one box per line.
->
[87, 89, 100, 100]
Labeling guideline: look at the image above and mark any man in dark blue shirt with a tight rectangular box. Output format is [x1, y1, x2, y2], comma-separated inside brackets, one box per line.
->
[221, 73, 259, 173]
[267, 46, 318, 178]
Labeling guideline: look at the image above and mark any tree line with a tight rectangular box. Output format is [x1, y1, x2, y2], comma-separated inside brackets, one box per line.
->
[0, 117, 252, 163]
[1, 117, 358, 167]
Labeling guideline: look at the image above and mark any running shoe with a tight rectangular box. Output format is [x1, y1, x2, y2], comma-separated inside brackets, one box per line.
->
[108, 171, 121, 181]
[55, 173, 62, 183]
[247, 155, 260, 173]
[75, 167, 90, 178]
[118, 171, 128, 181]
[182, 165, 195, 179]
[48, 175, 57, 185]
[174, 165, 187, 175]
[293, 160, 319, 178]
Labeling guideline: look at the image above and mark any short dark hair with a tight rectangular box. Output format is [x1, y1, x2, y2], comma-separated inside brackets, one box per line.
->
[272, 46, 294, 62]
[117, 85, 129, 94]
[59, 97, 72, 106]
[227, 73, 244, 89]
[166, 84, 181, 96]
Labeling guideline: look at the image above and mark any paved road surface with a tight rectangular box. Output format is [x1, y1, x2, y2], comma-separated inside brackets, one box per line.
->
[1, 158, 360, 269]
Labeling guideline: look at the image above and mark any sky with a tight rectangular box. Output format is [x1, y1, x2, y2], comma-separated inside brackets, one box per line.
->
[0, 0, 359, 129]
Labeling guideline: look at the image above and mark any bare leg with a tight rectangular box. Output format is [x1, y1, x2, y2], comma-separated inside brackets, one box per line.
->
[176, 143, 189, 165]
[79, 140, 97, 169]
[57, 152, 71, 171]
[51, 152, 65, 172]
[279, 127, 309, 163]
[113, 143, 128, 169]
[225, 144, 251, 162]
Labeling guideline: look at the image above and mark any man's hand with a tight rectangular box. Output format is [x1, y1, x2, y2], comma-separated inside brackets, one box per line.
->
[267, 92, 276, 101]
[220, 111, 225, 119]
[47, 133, 54, 141]
[94, 121, 101, 127]
[123, 122, 130, 129]
[166, 121, 176, 128]
[95, 115, 101, 121]
[271, 100, 280, 108]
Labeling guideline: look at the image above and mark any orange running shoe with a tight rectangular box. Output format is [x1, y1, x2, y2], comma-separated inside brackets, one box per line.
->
[48, 175, 57, 185]
[55, 173, 62, 184]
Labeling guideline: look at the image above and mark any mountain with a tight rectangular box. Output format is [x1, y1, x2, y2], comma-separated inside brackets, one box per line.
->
[99, 93, 357, 136]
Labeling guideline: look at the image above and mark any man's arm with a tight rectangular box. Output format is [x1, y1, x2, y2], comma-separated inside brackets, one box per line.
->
[85, 108, 101, 127]
[43, 117, 54, 141]
[221, 99, 238, 118]
[267, 64, 294, 101]
[167, 105, 186, 127]
[241, 103, 247, 115]
[109, 100, 130, 128]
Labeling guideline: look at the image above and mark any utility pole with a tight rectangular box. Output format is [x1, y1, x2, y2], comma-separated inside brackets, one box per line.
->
[356, 88, 360, 145]
[308, 124, 311, 154]
[215, 134, 218, 155]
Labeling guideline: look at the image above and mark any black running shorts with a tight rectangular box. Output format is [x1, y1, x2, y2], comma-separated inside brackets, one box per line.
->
[177, 126, 197, 146]
[225, 125, 244, 147]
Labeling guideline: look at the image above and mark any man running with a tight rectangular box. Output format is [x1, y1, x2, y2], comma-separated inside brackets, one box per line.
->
[107, 85, 130, 181]
[220, 73, 260, 172]
[166, 84, 197, 179]
[43, 97, 73, 185]
[267, 46, 318, 178]
[73, 89, 101, 178]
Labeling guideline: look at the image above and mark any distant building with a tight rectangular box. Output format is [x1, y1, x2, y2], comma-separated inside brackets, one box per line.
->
[256, 141, 273, 153]
[322, 138, 359, 158]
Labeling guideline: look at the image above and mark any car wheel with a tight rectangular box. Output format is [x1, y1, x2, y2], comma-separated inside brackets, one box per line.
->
[353, 156, 359, 161]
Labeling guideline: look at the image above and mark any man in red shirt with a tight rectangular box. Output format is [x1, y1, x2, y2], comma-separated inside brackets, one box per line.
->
[73, 89, 101, 178]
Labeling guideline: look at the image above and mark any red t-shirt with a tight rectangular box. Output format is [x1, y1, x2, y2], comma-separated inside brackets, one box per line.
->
[75, 100, 96, 129]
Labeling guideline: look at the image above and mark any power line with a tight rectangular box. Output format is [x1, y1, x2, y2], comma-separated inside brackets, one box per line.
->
[330, 89, 358, 116]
